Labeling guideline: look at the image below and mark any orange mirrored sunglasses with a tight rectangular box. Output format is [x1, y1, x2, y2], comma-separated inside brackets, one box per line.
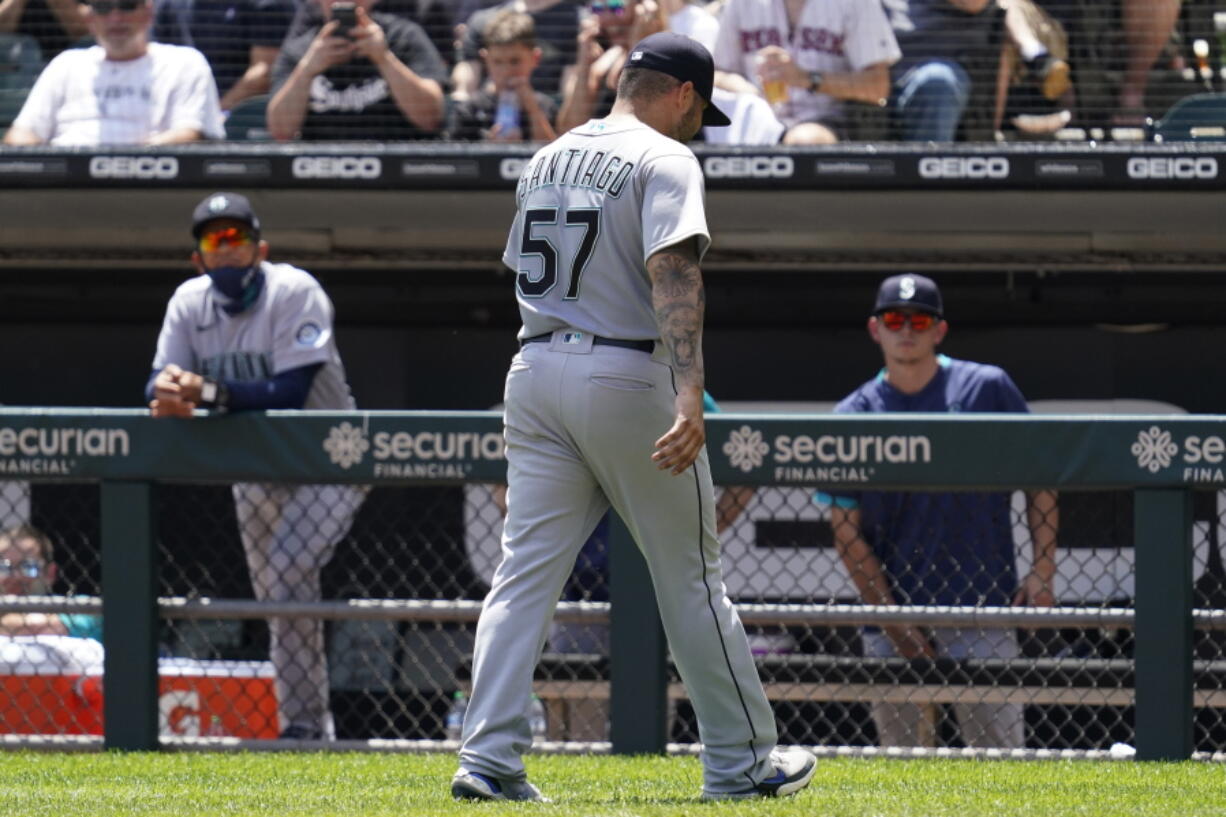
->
[198, 226, 255, 253]
[878, 309, 938, 332]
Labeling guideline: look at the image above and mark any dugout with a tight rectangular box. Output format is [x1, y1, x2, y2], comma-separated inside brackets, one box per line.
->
[3, 141, 1226, 748]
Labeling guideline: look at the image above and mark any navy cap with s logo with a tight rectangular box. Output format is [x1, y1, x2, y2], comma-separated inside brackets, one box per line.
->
[873, 274, 944, 316]
[192, 192, 261, 238]
[626, 31, 731, 127]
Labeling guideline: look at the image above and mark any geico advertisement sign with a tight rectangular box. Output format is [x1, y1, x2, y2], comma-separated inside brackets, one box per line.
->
[89, 156, 179, 179]
[291, 156, 382, 179]
[703, 156, 794, 179]
[1126, 157, 1218, 180]
[918, 156, 1009, 180]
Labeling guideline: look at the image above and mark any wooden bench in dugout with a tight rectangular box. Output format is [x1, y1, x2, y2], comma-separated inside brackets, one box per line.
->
[458, 652, 1226, 743]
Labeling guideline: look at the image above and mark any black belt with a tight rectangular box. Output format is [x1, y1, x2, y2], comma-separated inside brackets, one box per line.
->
[520, 332, 654, 353]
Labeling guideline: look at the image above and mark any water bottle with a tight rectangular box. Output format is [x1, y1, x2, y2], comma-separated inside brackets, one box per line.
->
[494, 90, 521, 136]
[445, 691, 468, 741]
[528, 694, 547, 740]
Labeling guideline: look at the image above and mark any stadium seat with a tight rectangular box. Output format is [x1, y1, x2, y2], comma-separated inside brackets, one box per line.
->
[224, 94, 271, 141]
[1151, 92, 1226, 142]
[0, 33, 44, 129]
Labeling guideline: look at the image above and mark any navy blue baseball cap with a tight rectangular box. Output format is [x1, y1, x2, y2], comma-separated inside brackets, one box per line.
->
[192, 192, 261, 238]
[625, 31, 731, 127]
[874, 274, 943, 316]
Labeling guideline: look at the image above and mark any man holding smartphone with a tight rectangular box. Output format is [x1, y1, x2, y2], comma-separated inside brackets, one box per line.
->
[266, 0, 448, 140]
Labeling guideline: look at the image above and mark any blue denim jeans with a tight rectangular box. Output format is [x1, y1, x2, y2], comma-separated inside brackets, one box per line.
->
[892, 59, 972, 142]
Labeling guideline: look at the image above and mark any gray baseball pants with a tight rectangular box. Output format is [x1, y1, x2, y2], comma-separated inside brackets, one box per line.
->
[460, 334, 777, 794]
[234, 481, 366, 737]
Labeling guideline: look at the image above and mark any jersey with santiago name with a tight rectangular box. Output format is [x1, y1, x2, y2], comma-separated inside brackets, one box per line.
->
[823, 356, 1029, 607]
[12, 43, 225, 146]
[152, 262, 355, 410]
[503, 119, 711, 342]
[713, 0, 900, 128]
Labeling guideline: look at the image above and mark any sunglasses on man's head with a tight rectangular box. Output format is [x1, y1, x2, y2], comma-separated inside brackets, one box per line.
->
[589, 0, 627, 15]
[878, 310, 938, 332]
[198, 226, 255, 253]
[90, 0, 143, 13]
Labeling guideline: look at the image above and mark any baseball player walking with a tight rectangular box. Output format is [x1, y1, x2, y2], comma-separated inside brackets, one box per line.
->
[453, 32, 816, 802]
[147, 192, 366, 741]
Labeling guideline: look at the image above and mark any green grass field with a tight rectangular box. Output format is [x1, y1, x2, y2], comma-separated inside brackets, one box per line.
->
[4, 751, 1224, 817]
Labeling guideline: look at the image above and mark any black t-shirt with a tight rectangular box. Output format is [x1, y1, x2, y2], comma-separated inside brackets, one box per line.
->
[272, 12, 449, 140]
[16, 0, 76, 59]
[888, 0, 995, 68]
[445, 87, 557, 140]
[154, 0, 294, 95]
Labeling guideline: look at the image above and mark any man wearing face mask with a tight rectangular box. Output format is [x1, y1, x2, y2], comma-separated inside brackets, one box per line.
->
[146, 191, 366, 741]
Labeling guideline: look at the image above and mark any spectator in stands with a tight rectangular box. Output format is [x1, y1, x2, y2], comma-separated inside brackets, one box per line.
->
[711, 0, 899, 145]
[266, 0, 446, 141]
[0, 0, 87, 61]
[663, 0, 717, 53]
[884, 0, 1069, 141]
[0, 525, 102, 641]
[153, 0, 294, 113]
[1115, 0, 1180, 126]
[445, 9, 557, 141]
[3, 0, 224, 146]
[881, 0, 991, 142]
[451, 0, 579, 103]
[996, 0, 1071, 137]
[659, 0, 788, 144]
[554, 0, 668, 133]
[552, 2, 782, 145]
[822, 274, 1059, 749]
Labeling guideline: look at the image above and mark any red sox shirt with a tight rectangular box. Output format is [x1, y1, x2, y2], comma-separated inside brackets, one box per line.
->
[713, 0, 900, 128]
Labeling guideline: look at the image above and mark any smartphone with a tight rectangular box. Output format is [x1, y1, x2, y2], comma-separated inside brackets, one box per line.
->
[331, 1, 357, 37]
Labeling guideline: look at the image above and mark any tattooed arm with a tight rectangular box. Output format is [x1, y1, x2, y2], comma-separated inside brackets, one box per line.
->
[648, 237, 707, 475]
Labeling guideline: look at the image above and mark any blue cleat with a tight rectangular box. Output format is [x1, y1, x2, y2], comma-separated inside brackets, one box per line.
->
[701, 746, 817, 800]
[451, 769, 549, 802]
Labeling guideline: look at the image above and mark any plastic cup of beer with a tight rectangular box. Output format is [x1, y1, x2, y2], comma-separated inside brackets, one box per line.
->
[755, 53, 788, 107]
[763, 79, 788, 107]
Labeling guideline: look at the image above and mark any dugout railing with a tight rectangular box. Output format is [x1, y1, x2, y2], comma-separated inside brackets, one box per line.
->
[0, 408, 1219, 761]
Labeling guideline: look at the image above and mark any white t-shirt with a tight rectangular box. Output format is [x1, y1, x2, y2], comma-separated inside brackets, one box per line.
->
[703, 86, 785, 145]
[12, 42, 224, 146]
[505, 119, 710, 341]
[713, 0, 900, 128]
[152, 262, 356, 411]
[670, 4, 721, 55]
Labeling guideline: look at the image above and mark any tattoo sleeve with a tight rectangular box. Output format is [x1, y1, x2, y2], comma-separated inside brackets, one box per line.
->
[648, 239, 705, 390]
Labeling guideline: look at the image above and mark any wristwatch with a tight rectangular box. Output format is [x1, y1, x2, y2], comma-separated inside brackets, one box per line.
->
[199, 376, 229, 412]
[807, 71, 825, 92]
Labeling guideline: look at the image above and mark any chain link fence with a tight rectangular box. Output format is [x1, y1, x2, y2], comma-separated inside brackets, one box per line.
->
[2, 475, 1225, 754]
[0, 0, 1219, 143]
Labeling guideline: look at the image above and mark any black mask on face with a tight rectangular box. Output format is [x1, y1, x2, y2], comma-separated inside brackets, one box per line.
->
[207, 264, 265, 314]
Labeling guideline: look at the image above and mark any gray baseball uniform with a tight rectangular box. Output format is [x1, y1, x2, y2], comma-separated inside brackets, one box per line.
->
[153, 261, 364, 738]
[459, 119, 778, 794]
